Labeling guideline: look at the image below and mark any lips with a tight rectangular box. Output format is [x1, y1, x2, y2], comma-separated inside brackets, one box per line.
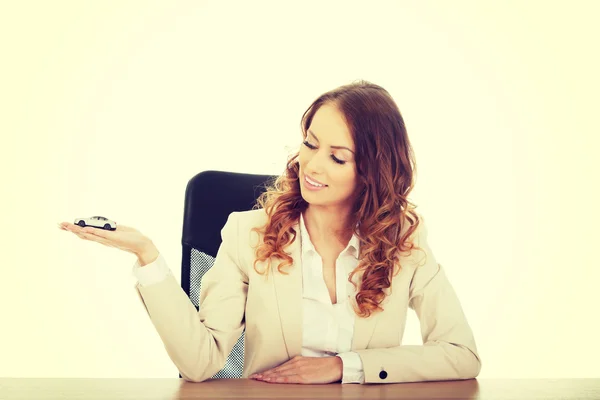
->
[305, 174, 327, 186]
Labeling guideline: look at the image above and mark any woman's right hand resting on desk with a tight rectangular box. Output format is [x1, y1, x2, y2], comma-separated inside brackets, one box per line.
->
[57, 222, 159, 266]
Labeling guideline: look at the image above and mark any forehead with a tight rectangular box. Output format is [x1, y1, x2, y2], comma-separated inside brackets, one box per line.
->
[308, 104, 354, 148]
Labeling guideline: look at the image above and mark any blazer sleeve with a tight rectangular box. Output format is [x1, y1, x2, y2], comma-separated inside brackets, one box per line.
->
[354, 214, 482, 384]
[134, 212, 248, 382]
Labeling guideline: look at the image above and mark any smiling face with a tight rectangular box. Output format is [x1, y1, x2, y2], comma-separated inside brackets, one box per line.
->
[298, 103, 358, 210]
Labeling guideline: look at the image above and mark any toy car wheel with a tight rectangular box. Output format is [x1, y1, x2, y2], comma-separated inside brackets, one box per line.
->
[103, 224, 111, 230]
[78, 221, 86, 227]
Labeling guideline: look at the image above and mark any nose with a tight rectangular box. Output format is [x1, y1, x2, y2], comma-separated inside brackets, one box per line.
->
[304, 148, 328, 175]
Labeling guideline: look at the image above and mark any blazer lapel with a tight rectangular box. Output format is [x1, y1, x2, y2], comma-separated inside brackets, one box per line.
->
[272, 225, 303, 359]
[350, 288, 385, 350]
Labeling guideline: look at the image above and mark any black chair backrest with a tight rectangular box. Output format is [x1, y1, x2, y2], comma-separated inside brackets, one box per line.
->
[180, 170, 276, 379]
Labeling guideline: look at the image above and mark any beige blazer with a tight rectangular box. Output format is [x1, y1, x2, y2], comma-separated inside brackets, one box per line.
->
[135, 208, 481, 383]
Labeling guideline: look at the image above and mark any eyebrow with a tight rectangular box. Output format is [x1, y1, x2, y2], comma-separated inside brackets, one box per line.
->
[308, 129, 355, 154]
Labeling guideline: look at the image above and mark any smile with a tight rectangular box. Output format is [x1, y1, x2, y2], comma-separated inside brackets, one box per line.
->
[304, 175, 327, 190]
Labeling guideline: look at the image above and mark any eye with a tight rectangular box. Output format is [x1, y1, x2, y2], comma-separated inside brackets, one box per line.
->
[331, 155, 346, 165]
[302, 140, 316, 150]
[302, 141, 346, 165]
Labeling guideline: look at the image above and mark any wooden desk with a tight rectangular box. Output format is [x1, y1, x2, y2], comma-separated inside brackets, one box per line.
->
[0, 378, 598, 399]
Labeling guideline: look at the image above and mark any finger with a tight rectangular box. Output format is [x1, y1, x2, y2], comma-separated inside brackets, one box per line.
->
[260, 367, 300, 382]
[263, 375, 300, 384]
[262, 366, 295, 377]
[257, 368, 279, 377]
[62, 223, 88, 233]
[58, 222, 75, 230]
[267, 368, 301, 377]
[262, 359, 299, 376]
[81, 227, 110, 238]
[77, 231, 114, 247]
[71, 226, 97, 237]
[75, 231, 94, 241]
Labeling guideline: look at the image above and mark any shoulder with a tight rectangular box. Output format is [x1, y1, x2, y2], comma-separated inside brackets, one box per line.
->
[230, 208, 268, 228]
[225, 208, 269, 245]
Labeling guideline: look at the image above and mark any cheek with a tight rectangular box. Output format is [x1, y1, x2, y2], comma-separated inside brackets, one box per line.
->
[297, 149, 310, 170]
[297, 147, 305, 163]
[328, 170, 354, 189]
[297, 156, 305, 172]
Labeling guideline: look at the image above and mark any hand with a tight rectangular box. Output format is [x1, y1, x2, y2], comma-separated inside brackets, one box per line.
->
[249, 355, 343, 384]
[57, 221, 154, 257]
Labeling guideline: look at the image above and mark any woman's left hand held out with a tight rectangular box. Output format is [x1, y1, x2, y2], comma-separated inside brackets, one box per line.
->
[249, 355, 343, 384]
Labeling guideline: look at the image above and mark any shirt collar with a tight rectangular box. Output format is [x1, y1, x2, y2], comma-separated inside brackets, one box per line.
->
[299, 212, 360, 259]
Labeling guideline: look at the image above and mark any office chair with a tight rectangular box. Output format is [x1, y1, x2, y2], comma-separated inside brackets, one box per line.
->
[179, 170, 277, 379]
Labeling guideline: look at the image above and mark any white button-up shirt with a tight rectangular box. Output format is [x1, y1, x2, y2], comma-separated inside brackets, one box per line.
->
[133, 212, 365, 383]
[296, 212, 364, 383]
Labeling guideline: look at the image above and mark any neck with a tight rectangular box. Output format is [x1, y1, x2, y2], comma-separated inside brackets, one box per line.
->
[303, 205, 354, 246]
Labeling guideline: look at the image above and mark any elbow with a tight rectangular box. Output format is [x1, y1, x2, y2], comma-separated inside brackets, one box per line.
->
[170, 344, 221, 383]
[178, 359, 226, 383]
[180, 374, 198, 383]
[178, 368, 205, 383]
[443, 342, 481, 380]
[181, 373, 209, 383]
[179, 367, 215, 383]
[461, 348, 482, 379]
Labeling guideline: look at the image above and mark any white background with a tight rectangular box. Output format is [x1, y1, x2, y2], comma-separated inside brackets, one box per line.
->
[1, 0, 598, 378]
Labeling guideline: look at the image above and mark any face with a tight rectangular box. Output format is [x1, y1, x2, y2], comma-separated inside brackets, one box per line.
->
[298, 103, 358, 210]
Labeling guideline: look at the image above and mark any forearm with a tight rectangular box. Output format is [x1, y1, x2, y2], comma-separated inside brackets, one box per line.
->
[355, 342, 481, 383]
[135, 273, 220, 382]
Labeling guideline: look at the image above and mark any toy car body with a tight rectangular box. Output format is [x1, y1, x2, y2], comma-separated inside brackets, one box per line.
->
[73, 216, 117, 231]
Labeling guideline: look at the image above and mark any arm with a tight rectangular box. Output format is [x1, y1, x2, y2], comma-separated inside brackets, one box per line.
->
[354, 215, 481, 384]
[134, 212, 248, 382]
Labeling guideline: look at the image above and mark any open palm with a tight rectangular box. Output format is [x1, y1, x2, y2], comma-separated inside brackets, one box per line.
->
[58, 221, 152, 255]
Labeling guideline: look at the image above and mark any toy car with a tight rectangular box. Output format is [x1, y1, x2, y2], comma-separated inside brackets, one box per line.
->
[73, 216, 117, 231]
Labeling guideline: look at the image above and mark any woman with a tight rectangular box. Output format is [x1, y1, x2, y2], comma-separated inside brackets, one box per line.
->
[58, 80, 481, 384]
